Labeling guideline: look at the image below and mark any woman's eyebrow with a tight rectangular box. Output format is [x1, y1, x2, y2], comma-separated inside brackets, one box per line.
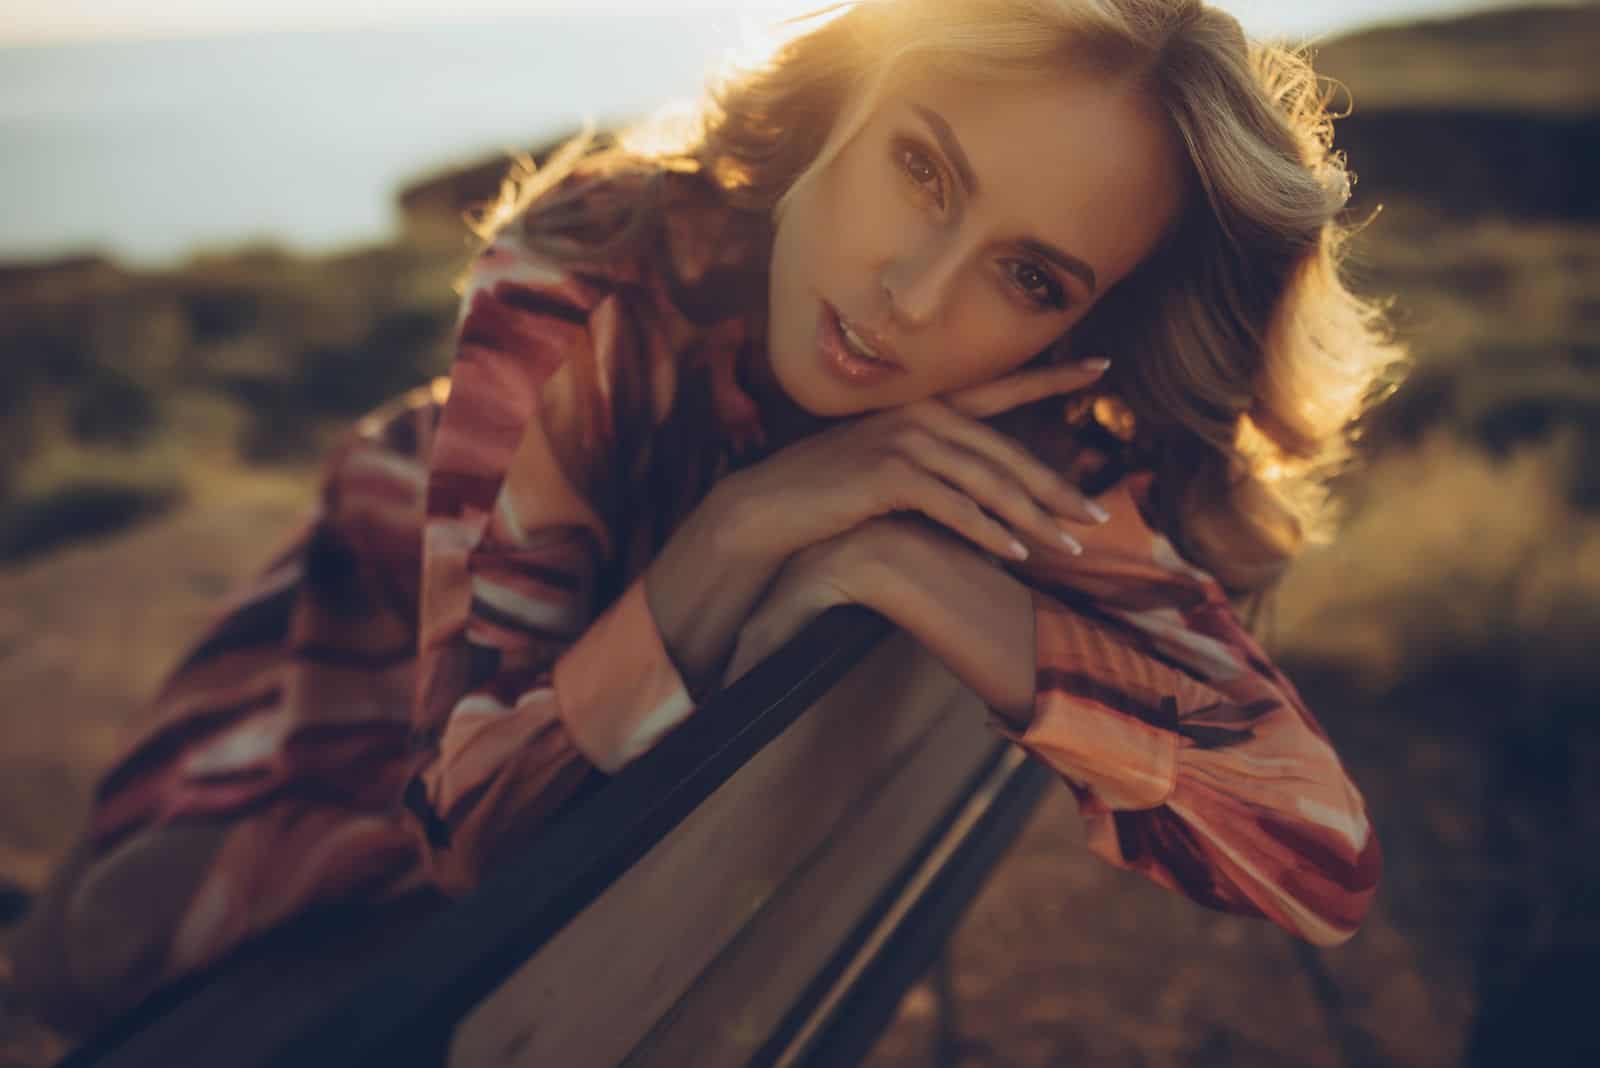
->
[909, 101, 1099, 296]
[1019, 238, 1098, 296]
[910, 102, 981, 198]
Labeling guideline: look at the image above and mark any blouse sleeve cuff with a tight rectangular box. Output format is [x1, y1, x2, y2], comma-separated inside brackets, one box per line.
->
[987, 588, 1180, 811]
[551, 577, 696, 774]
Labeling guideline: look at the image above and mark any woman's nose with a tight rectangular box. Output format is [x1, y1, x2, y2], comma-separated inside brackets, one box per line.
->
[880, 241, 963, 328]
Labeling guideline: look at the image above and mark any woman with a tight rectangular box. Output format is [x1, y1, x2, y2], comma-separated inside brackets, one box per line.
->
[13, 0, 1402, 1034]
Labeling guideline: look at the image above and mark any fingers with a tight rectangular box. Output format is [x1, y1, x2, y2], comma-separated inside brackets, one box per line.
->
[944, 358, 1111, 420]
[889, 466, 1037, 561]
[908, 402, 1109, 527]
[889, 434, 1085, 557]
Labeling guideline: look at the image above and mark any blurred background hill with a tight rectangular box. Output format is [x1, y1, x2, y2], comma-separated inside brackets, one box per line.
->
[3, 3, 1599, 1066]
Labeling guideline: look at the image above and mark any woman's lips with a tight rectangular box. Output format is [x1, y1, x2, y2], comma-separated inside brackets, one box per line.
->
[816, 301, 906, 385]
[836, 309, 902, 368]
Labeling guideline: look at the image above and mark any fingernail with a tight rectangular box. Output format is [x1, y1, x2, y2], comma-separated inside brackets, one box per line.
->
[1056, 529, 1083, 555]
[1080, 358, 1111, 373]
[1009, 537, 1031, 560]
[1085, 499, 1110, 523]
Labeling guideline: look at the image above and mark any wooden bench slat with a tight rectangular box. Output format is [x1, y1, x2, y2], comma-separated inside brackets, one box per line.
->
[771, 749, 1050, 1068]
[449, 626, 985, 1067]
[620, 694, 1000, 1068]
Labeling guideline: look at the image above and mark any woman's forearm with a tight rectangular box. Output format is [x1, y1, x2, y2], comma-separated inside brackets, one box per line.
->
[643, 482, 786, 695]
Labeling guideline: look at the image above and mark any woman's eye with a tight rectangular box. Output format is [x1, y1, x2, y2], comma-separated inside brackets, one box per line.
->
[1007, 260, 1067, 310]
[893, 135, 1065, 312]
[896, 141, 945, 209]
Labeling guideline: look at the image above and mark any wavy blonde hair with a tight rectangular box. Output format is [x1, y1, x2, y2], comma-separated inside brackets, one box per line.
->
[467, 0, 1409, 605]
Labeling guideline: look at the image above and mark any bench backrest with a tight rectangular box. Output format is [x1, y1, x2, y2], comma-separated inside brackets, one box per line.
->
[59, 607, 1049, 1068]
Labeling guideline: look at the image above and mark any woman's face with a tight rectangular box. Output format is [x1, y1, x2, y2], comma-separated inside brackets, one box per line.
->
[765, 65, 1186, 416]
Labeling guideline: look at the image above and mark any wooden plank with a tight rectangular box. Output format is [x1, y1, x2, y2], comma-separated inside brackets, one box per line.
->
[620, 690, 998, 1068]
[447, 629, 980, 1068]
[780, 752, 1052, 1068]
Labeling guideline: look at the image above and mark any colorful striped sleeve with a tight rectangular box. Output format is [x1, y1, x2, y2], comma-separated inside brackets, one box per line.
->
[407, 231, 696, 894]
[992, 471, 1382, 947]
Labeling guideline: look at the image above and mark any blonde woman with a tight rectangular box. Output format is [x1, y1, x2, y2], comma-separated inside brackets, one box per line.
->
[14, 0, 1402, 1033]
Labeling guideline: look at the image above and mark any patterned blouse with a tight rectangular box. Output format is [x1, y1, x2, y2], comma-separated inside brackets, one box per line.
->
[73, 165, 1380, 1011]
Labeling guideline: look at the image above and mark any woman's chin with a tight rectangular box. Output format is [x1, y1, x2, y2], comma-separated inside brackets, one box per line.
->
[798, 384, 895, 420]
[764, 336, 923, 421]
[768, 360, 858, 418]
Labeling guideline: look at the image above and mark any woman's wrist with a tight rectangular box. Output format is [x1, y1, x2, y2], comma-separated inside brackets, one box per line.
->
[702, 473, 796, 570]
[643, 483, 787, 693]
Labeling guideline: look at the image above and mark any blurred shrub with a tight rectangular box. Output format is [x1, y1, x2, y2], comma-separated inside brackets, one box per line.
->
[0, 234, 459, 555]
[1358, 356, 1600, 510]
[181, 284, 261, 344]
[291, 305, 454, 418]
[1335, 109, 1599, 221]
[68, 368, 162, 446]
[7, 322, 95, 387]
[0, 481, 180, 565]
[1276, 426, 1600, 694]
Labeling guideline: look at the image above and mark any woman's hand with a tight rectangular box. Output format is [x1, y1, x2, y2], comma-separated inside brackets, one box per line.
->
[647, 359, 1108, 694]
[719, 524, 885, 689]
[722, 515, 1039, 728]
[717, 358, 1113, 566]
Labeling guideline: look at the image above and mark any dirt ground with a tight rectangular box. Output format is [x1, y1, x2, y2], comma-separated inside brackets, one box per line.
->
[0, 474, 316, 1067]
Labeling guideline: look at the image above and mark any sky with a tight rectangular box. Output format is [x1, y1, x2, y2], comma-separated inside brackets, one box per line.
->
[0, 0, 1549, 47]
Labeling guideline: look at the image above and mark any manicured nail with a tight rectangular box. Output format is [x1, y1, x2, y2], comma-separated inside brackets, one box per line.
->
[1085, 500, 1111, 523]
[1057, 529, 1083, 555]
[1080, 358, 1111, 373]
[1008, 537, 1031, 560]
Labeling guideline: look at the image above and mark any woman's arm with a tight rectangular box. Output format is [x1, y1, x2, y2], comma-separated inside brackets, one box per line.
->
[404, 233, 735, 892]
[8, 229, 750, 1032]
[729, 476, 1381, 947]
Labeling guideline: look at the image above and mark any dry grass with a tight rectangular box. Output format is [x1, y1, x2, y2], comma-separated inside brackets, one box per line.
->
[1275, 425, 1600, 692]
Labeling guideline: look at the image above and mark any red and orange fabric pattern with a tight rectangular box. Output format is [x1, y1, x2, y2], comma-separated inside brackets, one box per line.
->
[74, 168, 1380, 1006]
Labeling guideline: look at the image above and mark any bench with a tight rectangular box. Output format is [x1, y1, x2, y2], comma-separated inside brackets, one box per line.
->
[53, 606, 1051, 1068]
